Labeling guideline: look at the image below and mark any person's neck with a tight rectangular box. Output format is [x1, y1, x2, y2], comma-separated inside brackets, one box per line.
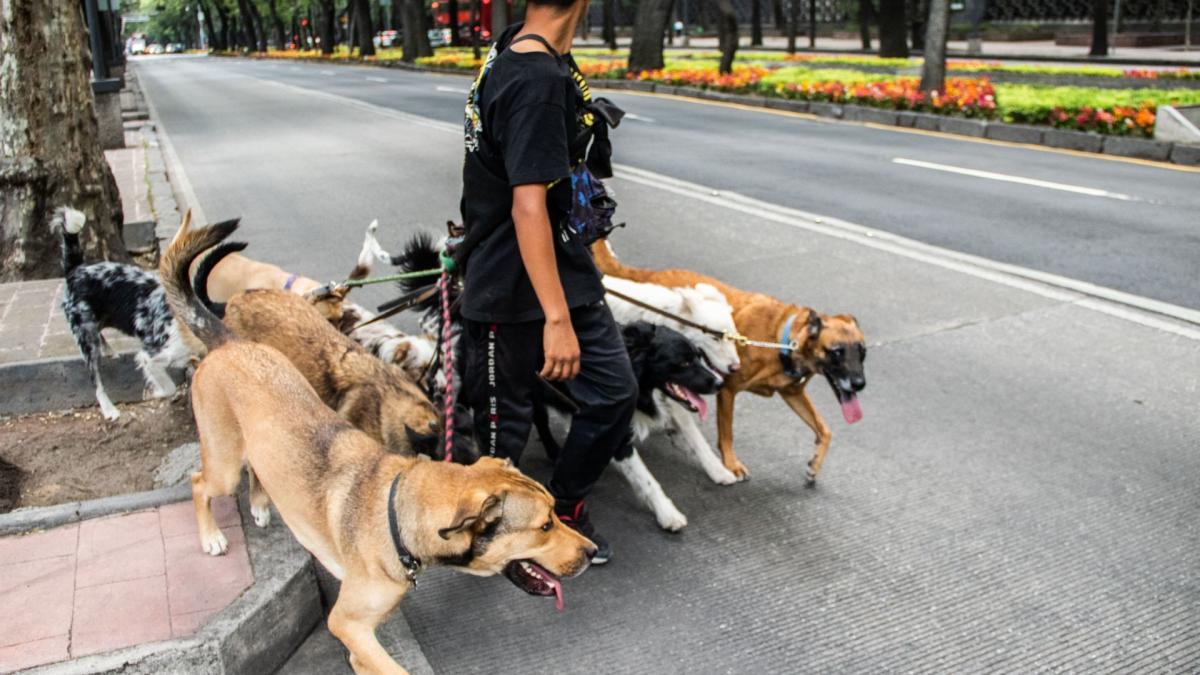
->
[518, 12, 578, 54]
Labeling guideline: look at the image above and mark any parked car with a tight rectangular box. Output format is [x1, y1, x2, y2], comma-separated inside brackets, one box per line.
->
[128, 36, 147, 55]
[374, 30, 400, 48]
[427, 27, 451, 47]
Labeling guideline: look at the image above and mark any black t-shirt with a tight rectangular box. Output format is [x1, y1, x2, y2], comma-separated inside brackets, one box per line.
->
[459, 27, 605, 324]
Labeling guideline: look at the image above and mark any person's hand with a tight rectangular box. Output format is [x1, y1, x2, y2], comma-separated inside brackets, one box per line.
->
[541, 317, 580, 381]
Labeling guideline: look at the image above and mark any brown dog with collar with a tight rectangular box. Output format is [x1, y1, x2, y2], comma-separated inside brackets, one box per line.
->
[162, 221, 596, 675]
[185, 231, 442, 458]
[593, 240, 867, 483]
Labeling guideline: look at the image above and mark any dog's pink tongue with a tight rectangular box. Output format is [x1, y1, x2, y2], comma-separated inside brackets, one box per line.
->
[841, 396, 863, 424]
[549, 577, 564, 611]
[683, 388, 708, 421]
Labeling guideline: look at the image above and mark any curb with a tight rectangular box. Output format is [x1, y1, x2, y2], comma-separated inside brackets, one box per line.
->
[0, 483, 190, 536]
[19, 492, 321, 675]
[0, 353, 184, 417]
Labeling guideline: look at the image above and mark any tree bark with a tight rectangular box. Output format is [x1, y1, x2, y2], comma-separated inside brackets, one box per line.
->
[266, 0, 287, 48]
[318, 0, 337, 53]
[492, 0, 509, 41]
[909, 0, 925, 51]
[1090, 0, 1109, 56]
[471, 0, 481, 59]
[448, 0, 462, 46]
[248, 0, 270, 50]
[877, 0, 908, 56]
[199, 0, 222, 49]
[236, 0, 258, 49]
[602, 0, 617, 49]
[918, 0, 949, 91]
[715, 0, 738, 72]
[788, 0, 799, 52]
[751, 0, 763, 45]
[402, 0, 433, 60]
[0, 0, 126, 280]
[858, 0, 874, 49]
[352, 0, 376, 54]
[628, 0, 675, 72]
[773, 0, 785, 27]
[213, 0, 233, 49]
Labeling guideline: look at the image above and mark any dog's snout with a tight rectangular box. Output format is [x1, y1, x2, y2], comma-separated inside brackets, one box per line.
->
[729, 362, 741, 372]
[584, 544, 599, 559]
[850, 375, 866, 392]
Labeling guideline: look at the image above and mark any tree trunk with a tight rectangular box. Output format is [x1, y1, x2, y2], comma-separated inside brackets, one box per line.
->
[267, 0, 287, 48]
[213, 0, 232, 49]
[449, 0, 461, 46]
[858, 0, 874, 49]
[788, 0, 799, 52]
[471, 0, 481, 59]
[319, 0, 337, 53]
[773, 0, 785, 26]
[1090, 0, 1109, 55]
[716, 0, 738, 72]
[877, 0, 908, 56]
[750, 0, 763, 45]
[918, 0, 949, 91]
[628, 0, 675, 72]
[352, 0, 376, 54]
[200, 0, 222, 49]
[236, 0, 258, 48]
[492, 0, 509, 41]
[602, 0, 617, 48]
[0, 0, 126, 280]
[909, 0, 925, 51]
[402, 0, 432, 60]
[248, 0, 270, 51]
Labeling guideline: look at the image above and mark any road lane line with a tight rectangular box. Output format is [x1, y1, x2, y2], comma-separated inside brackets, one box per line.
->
[320, 70, 336, 76]
[365, 76, 389, 83]
[892, 157, 1137, 201]
[625, 113, 657, 123]
[172, 69, 1200, 339]
[435, 85, 467, 94]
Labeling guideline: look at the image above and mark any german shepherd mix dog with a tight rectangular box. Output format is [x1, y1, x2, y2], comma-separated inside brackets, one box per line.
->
[593, 241, 867, 484]
[161, 221, 596, 675]
[53, 207, 191, 420]
[191, 234, 442, 458]
[535, 322, 723, 531]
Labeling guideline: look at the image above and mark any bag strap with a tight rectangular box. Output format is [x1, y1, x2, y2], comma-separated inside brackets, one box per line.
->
[509, 33, 560, 58]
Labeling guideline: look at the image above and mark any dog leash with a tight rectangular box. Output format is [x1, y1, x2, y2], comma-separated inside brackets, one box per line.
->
[347, 284, 439, 332]
[602, 285, 799, 351]
[437, 270, 456, 462]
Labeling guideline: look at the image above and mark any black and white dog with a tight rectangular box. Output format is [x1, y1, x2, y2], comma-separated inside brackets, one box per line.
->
[533, 322, 723, 531]
[54, 207, 189, 420]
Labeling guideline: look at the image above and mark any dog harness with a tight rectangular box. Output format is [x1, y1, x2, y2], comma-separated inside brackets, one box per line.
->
[778, 315, 811, 380]
[388, 473, 423, 584]
[283, 273, 298, 292]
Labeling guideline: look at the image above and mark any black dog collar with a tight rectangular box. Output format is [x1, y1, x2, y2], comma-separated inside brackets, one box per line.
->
[388, 473, 423, 584]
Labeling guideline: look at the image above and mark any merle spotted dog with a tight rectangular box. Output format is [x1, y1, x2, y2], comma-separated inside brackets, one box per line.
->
[54, 207, 190, 420]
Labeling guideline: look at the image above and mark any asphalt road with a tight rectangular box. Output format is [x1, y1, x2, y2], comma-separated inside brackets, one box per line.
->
[135, 55, 1200, 673]
[142, 54, 1199, 311]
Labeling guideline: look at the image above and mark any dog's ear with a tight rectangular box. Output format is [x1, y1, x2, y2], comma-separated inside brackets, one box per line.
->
[439, 490, 506, 539]
[806, 311, 823, 339]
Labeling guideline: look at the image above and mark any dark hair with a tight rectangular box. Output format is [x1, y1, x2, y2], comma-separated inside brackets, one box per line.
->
[526, 0, 579, 8]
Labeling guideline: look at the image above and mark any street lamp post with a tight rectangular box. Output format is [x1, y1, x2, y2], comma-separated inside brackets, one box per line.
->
[809, 0, 816, 48]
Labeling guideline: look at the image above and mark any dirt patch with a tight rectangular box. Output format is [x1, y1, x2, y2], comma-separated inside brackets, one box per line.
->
[0, 396, 197, 513]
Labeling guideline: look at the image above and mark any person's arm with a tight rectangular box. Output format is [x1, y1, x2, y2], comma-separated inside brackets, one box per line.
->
[512, 183, 580, 382]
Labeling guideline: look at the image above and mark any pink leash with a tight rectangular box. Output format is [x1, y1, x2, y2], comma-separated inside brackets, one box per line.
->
[439, 271, 455, 462]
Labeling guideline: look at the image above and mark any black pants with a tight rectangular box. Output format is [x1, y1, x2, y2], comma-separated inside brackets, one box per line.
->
[456, 300, 637, 503]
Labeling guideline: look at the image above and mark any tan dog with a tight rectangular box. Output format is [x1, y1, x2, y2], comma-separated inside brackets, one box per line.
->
[162, 221, 596, 675]
[593, 241, 867, 483]
[187, 230, 442, 458]
[187, 219, 379, 323]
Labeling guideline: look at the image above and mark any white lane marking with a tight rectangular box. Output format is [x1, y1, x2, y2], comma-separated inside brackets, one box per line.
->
[289, 66, 301, 72]
[625, 113, 656, 123]
[201, 71, 1200, 339]
[366, 76, 389, 83]
[435, 85, 468, 94]
[893, 157, 1137, 201]
[320, 69, 336, 76]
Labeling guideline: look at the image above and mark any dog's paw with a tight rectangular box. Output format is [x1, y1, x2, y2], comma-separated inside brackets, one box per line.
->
[656, 508, 688, 532]
[251, 503, 272, 528]
[707, 466, 741, 485]
[722, 459, 750, 481]
[805, 461, 820, 486]
[148, 384, 175, 399]
[100, 404, 121, 421]
[201, 529, 229, 556]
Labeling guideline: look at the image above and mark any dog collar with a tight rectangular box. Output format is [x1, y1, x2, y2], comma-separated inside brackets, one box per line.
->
[779, 315, 810, 380]
[388, 473, 423, 584]
[283, 273, 298, 292]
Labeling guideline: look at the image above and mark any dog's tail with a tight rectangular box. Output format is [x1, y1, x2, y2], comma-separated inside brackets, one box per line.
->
[391, 232, 445, 314]
[347, 219, 386, 282]
[50, 207, 87, 275]
[590, 240, 656, 283]
[160, 218, 240, 350]
[192, 239, 248, 319]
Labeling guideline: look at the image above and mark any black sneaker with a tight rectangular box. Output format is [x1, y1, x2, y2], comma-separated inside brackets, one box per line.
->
[555, 499, 611, 565]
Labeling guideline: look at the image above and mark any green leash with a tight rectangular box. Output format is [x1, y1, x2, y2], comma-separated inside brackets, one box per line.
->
[340, 267, 444, 289]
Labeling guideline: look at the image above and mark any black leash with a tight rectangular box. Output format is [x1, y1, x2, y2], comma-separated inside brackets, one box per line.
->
[347, 284, 439, 332]
[387, 473, 422, 584]
[603, 286, 730, 340]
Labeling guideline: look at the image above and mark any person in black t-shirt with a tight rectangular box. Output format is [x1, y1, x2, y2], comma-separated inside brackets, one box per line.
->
[456, 3, 635, 564]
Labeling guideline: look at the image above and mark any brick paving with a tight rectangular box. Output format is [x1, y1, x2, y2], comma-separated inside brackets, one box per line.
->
[0, 498, 252, 672]
[0, 279, 140, 367]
